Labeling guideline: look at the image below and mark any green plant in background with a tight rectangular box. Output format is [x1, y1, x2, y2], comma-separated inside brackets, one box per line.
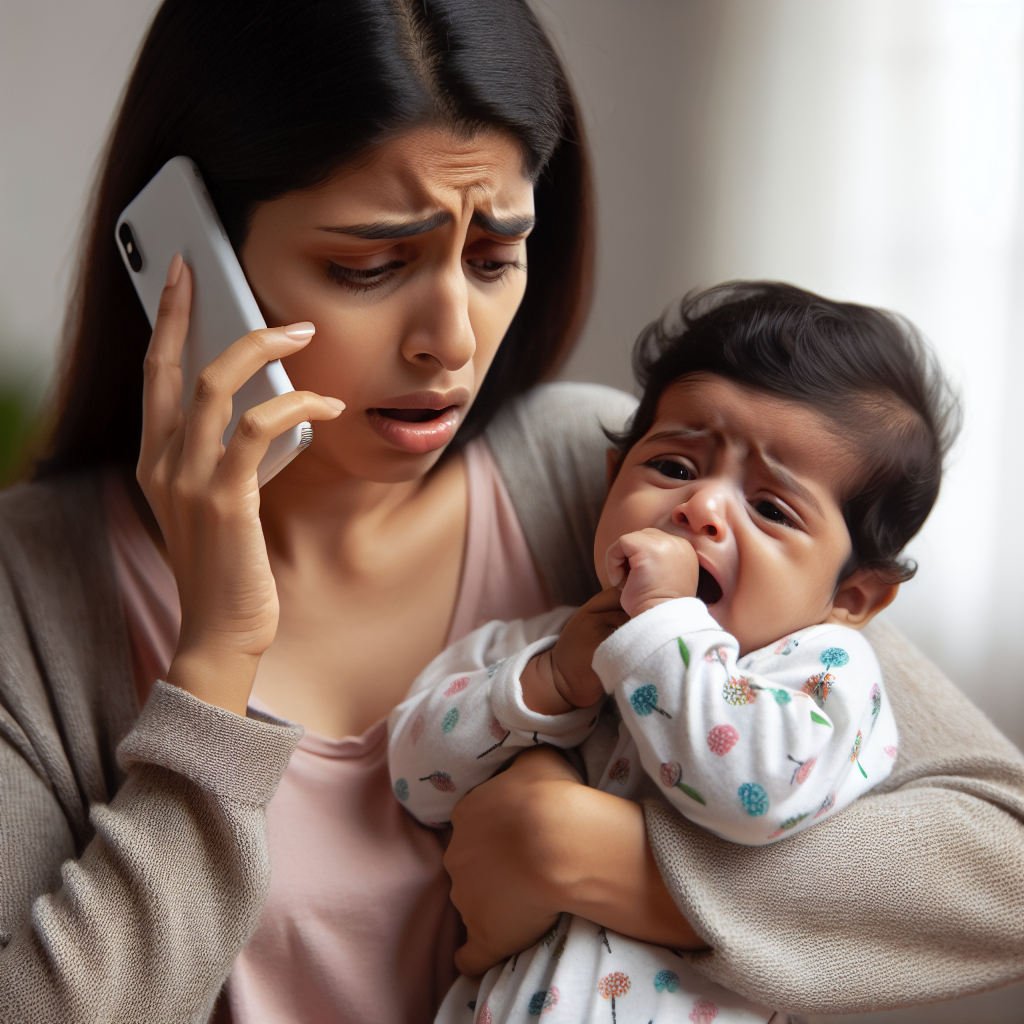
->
[0, 379, 44, 487]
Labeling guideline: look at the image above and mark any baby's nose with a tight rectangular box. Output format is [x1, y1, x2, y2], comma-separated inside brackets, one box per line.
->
[673, 485, 728, 538]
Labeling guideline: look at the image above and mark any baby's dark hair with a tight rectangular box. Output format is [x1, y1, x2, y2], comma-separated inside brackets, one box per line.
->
[609, 281, 961, 584]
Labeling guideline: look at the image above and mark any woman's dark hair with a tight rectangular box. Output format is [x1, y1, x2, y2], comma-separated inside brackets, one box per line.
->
[39, 0, 592, 476]
[610, 281, 961, 584]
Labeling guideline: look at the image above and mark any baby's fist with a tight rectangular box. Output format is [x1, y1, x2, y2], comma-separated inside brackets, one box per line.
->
[606, 528, 700, 617]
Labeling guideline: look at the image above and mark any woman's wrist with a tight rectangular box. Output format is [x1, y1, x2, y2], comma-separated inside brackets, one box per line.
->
[166, 645, 261, 717]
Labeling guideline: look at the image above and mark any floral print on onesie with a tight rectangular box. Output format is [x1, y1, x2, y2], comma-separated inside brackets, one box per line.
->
[387, 599, 898, 1022]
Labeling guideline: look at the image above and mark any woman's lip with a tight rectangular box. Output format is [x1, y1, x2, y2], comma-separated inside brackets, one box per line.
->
[367, 406, 461, 455]
[374, 388, 470, 411]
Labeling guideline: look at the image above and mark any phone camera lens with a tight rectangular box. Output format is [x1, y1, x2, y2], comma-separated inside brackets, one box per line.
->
[118, 222, 143, 272]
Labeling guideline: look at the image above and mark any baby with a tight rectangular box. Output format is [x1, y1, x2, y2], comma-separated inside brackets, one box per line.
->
[389, 282, 957, 1023]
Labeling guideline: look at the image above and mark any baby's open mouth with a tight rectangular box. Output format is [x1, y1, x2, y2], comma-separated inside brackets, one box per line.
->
[375, 407, 455, 422]
[696, 566, 723, 605]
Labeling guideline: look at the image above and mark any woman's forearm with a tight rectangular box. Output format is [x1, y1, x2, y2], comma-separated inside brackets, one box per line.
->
[545, 782, 706, 950]
[445, 747, 704, 976]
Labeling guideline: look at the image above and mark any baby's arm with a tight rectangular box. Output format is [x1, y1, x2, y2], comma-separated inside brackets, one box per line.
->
[594, 600, 898, 845]
[387, 609, 601, 826]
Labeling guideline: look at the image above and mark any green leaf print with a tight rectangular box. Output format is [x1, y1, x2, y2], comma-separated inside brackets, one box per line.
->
[678, 637, 690, 666]
[441, 707, 459, 734]
[810, 710, 832, 727]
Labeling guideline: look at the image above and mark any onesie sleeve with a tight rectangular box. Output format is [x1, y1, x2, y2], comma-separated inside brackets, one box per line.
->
[388, 608, 600, 825]
[593, 598, 897, 846]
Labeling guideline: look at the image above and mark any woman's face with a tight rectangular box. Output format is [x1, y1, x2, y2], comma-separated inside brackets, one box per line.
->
[241, 125, 535, 483]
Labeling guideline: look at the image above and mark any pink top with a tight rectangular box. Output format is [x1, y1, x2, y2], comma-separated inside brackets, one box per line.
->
[102, 439, 549, 1024]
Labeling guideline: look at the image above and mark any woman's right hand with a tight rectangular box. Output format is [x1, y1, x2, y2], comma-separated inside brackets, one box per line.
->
[136, 253, 344, 715]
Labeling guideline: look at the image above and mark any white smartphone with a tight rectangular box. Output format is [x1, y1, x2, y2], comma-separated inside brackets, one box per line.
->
[115, 155, 311, 486]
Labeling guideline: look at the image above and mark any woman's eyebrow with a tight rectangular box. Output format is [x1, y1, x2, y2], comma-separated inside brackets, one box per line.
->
[315, 209, 534, 240]
[317, 210, 453, 239]
[471, 211, 535, 237]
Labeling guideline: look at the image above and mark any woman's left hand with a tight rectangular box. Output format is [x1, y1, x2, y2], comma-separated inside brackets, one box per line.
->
[445, 746, 707, 976]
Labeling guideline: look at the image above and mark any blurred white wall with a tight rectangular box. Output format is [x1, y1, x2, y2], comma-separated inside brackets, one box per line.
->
[540, 0, 1024, 756]
[0, 1, 1022, 1020]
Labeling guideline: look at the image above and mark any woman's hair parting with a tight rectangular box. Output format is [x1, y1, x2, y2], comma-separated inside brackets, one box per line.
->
[39, 0, 593, 476]
[609, 281, 961, 584]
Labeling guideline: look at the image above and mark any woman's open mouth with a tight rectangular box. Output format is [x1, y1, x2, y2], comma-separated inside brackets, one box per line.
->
[696, 565, 723, 605]
[368, 405, 461, 454]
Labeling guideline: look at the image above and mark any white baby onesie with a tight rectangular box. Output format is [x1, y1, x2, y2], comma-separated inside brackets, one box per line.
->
[388, 598, 898, 1023]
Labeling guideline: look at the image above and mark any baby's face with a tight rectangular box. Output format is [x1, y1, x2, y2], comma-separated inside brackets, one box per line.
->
[594, 373, 863, 653]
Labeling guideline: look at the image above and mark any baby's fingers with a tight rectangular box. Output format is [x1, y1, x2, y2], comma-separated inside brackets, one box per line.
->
[605, 538, 629, 588]
[216, 391, 344, 486]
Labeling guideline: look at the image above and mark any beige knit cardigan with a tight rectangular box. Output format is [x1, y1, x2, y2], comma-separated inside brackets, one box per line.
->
[0, 383, 1022, 1024]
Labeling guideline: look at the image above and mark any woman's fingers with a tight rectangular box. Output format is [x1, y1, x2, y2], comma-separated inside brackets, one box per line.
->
[138, 254, 190, 479]
[216, 390, 344, 486]
[178, 322, 318, 474]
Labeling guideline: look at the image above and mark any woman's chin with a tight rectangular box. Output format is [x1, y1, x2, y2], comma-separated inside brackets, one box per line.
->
[366, 407, 462, 456]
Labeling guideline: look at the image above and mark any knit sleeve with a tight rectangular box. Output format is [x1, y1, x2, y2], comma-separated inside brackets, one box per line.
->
[644, 618, 1024, 1014]
[0, 680, 300, 1024]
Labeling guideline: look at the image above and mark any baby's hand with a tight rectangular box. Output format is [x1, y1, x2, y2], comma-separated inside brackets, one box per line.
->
[521, 589, 627, 713]
[606, 528, 700, 618]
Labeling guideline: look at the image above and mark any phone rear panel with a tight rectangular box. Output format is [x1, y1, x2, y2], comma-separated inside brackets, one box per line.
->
[115, 156, 309, 484]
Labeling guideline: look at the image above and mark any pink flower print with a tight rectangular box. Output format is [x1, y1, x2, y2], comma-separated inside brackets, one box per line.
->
[774, 635, 799, 656]
[419, 771, 456, 792]
[410, 714, 425, 745]
[489, 717, 506, 739]
[658, 762, 707, 805]
[598, 972, 631, 1023]
[787, 754, 817, 785]
[814, 791, 836, 818]
[722, 676, 757, 706]
[707, 724, 739, 756]
[478, 1004, 492, 1024]
[704, 645, 729, 667]
[850, 730, 868, 778]
[884, 745, 898, 759]
[689, 997, 719, 1022]
[444, 675, 470, 697]
[608, 758, 630, 785]
[870, 682, 882, 719]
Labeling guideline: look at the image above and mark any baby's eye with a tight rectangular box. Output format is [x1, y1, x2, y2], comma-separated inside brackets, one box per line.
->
[753, 499, 792, 526]
[648, 459, 694, 481]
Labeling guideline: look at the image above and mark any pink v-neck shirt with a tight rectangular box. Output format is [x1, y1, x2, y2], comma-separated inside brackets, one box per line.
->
[103, 440, 550, 1023]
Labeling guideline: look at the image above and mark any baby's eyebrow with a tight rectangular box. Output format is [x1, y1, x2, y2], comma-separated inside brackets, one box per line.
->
[643, 427, 713, 444]
[759, 454, 824, 518]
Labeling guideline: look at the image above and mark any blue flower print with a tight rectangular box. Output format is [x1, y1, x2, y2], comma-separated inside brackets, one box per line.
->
[653, 969, 679, 993]
[820, 647, 849, 672]
[393, 778, 409, 802]
[738, 782, 769, 816]
[630, 684, 672, 718]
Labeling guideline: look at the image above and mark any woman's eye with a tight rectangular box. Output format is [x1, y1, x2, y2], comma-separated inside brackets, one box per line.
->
[328, 260, 405, 291]
[753, 499, 791, 526]
[466, 257, 524, 282]
[648, 459, 694, 481]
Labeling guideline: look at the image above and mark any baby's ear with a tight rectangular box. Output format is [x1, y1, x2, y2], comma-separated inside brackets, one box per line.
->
[827, 568, 899, 630]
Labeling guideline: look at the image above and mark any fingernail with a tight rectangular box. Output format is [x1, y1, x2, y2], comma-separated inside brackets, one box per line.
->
[283, 321, 315, 340]
[165, 252, 183, 287]
[324, 397, 345, 413]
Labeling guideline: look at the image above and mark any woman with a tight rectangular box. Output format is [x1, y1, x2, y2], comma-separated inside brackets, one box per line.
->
[0, 1, 1021, 1022]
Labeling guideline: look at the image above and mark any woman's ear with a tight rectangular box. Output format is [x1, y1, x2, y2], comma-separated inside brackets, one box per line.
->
[827, 568, 899, 630]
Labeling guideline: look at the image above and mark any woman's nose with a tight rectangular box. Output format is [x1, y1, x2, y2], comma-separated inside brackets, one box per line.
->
[672, 483, 729, 539]
[400, 260, 476, 371]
